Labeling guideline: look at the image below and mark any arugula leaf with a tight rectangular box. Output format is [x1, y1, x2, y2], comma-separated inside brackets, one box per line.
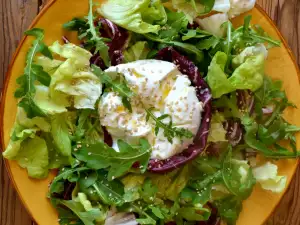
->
[64, 0, 110, 66]
[242, 116, 300, 158]
[197, 36, 220, 50]
[178, 206, 211, 221]
[15, 28, 52, 118]
[49, 167, 90, 195]
[145, 108, 193, 143]
[92, 64, 134, 111]
[92, 172, 125, 206]
[180, 184, 212, 206]
[144, 33, 204, 63]
[73, 139, 151, 180]
[182, 28, 212, 41]
[87, 0, 110, 66]
[214, 196, 242, 225]
[55, 199, 104, 225]
[140, 178, 158, 203]
[230, 16, 280, 54]
[240, 77, 300, 158]
[221, 146, 256, 199]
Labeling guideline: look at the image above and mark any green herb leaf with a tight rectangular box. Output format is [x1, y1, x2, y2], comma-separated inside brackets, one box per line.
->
[92, 172, 125, 206]
[15, 28, 52, 118]
[214, 196, 242, 225]
[92, 64, 134, 112]
[145, 108, 193, 143]
[64, 1, 109, 66]
[55, 199, 104, 225]
[221, 146, 256, 199]
[74, 139, 151, 180]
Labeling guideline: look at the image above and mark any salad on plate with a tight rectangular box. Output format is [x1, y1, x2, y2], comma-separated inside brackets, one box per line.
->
[3, 0, 300, 224]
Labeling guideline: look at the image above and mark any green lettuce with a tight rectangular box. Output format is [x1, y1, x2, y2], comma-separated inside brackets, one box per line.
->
[16, 107, 50, 132]
[124, 41, 150, 62]
[34, 85, 67, 115]
[208, 112, 227, 142]
[97, 0, 165, 34]
[207, 52, 234, 98]
[252, 162, 287, 193]
[15, 136, 49, 179]
[142, 0, 167, 25]
[229, 53, 265, 91]
[47, 42, 102, 109]
[150, 166, 190, 201]
[232, 44, 268, 68]
[3, 126, 38, 160]
[3, 108, 50, 160]
[34, 56, 63, 75]
[3, 108, 71, 178]
[51, 113, 72, 157]
[172, 0, 215, 23]
[207, 51, 265, 98]
[122, 174, 146, 202]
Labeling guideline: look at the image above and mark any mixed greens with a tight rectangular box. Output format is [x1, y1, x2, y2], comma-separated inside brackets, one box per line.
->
[3, 0, 300, 225]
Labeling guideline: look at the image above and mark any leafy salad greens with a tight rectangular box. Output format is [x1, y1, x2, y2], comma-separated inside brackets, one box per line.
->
[3, 0, 300, 225]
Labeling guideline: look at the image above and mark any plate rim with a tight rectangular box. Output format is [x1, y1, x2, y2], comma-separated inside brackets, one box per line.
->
[1, 1, 299, 224]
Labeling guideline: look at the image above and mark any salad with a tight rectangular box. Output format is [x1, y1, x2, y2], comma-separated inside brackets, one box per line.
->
[3, 0, 300, 224]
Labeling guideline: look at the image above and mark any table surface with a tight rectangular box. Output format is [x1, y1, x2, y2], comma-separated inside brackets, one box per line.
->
[0, 0, 300, 224]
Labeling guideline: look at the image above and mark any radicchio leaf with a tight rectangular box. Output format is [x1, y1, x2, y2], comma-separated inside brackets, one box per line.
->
[237, 90, 255, 115]
[198, 204, 221, 225]
[223, 120, 243, 147]
[103, 126, 113, 147]
[91, 19, 130, 69]
[147, 47, 212, 172]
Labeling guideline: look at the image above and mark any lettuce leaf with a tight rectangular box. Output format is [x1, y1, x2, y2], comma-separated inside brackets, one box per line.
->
[207, 51, 234, 98]
[49, 41, 92, 66]
[34, 56, 63, 75]
[207, 51, 265, 98]
[15, 136, 49, 179]
[97, 0, 164, 34]
[208, 112, 227, 142]
[51, 113, 72, 157]
[34, 85, 67, 115]
[172, 0, 215, 23]
[196, 13, 228, 37]
[232, 44, 268, 68]
[3, 126, 38, 160]
[3, 108, 49, 160]
[16, 107, 50, 132]
[252, 162, 287, 193]
[213, 0, 230, 12]
[124, 41, 150, 62]
[228, 53, 265, 91]
[48, 42, 102, 109]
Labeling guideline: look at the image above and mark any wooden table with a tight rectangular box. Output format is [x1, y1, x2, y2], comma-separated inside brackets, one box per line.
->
[0, 0, 299, 224]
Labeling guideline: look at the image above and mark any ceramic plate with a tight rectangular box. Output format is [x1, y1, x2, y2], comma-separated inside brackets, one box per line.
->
[1, 1, 300, 225]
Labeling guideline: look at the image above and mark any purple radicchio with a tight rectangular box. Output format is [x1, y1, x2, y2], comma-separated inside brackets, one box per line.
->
[147, 47, 212, 173]
[237, 90, 255, 115]
[223, 120, 243, 147]
[90, 19, 130, 69]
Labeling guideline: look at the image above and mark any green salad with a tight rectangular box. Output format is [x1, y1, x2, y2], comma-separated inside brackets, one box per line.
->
[3, 0, 300, 224]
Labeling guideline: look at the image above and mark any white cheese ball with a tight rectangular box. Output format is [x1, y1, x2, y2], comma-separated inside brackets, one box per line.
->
[99, 60, 203, 160]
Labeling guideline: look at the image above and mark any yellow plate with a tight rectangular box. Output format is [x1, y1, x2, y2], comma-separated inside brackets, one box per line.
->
[1, 1, 300, 225]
